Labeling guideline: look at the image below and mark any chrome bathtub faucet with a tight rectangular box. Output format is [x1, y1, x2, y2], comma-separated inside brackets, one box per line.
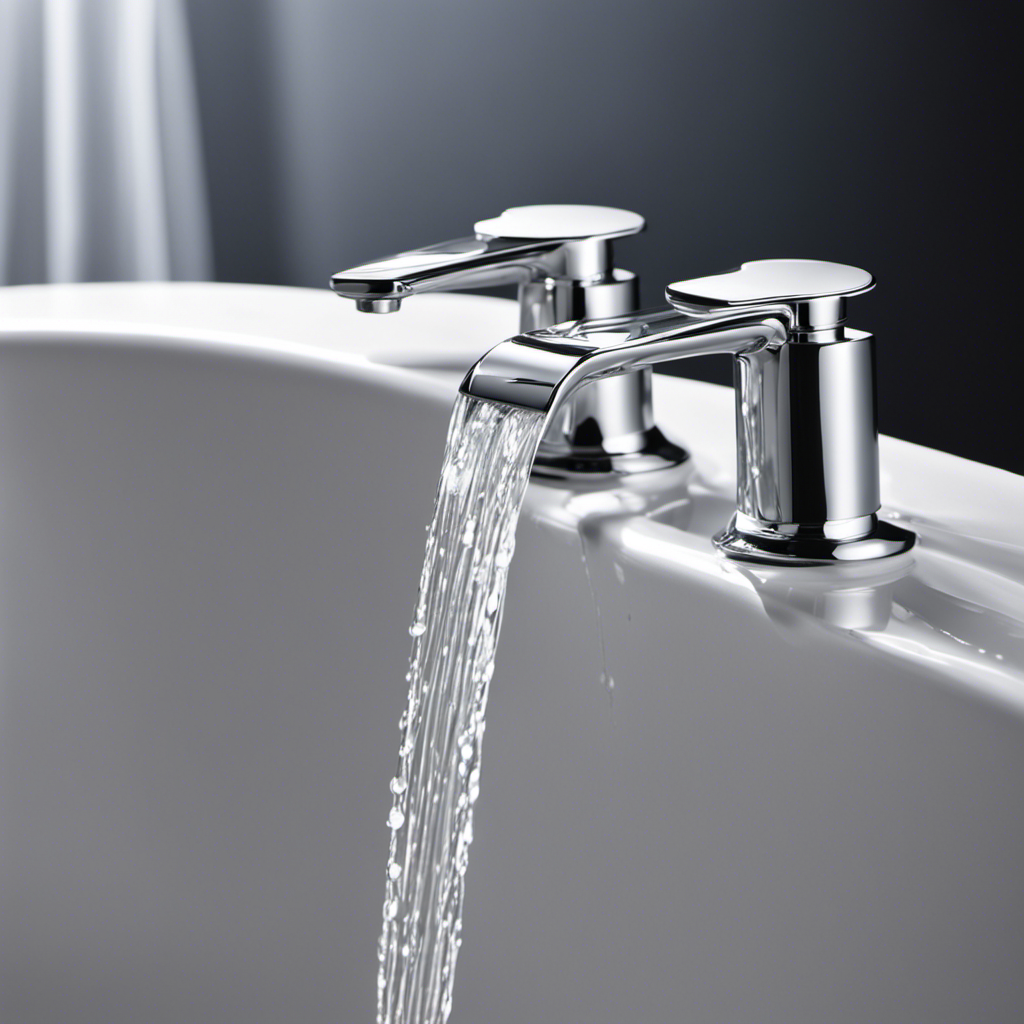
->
[461, 258, 916, 565]
[330, 204, 687, 477]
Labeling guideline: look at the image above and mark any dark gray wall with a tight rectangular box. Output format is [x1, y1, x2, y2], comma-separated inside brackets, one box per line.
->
[187, 0, 1019, 473]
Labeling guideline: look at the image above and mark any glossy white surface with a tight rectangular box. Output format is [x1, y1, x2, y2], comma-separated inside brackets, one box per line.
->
[1, 284, 1022, 1023]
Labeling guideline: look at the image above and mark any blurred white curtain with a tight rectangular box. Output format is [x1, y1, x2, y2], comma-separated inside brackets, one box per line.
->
[0, 0, 212, 284]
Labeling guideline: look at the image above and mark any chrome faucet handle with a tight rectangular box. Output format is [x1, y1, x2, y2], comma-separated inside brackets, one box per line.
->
[330, 204, 644, 318]
[666, 258, 874, 332]
[331, 205, 689, 478]
[462, 257, 915, 565]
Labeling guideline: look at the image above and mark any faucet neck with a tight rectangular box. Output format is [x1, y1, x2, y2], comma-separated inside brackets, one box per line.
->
[521, 267, 689, 478]
[717, 328, 905, 564]
[518, 267, 639, 332]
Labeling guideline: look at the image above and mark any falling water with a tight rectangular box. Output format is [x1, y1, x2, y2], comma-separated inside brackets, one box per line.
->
[377, 393, 546, 1024]
[578, 527, 615, 702]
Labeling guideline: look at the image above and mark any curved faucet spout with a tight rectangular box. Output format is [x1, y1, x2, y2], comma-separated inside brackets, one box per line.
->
[459, 306, 791, 418]
[330, 235, 569, 312]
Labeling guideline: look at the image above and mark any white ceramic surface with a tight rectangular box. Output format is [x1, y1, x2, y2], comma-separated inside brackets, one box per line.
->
[1, 284, 1021, 1023]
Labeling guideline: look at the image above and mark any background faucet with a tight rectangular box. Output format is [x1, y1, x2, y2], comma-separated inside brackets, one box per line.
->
[330, 205, 687, 477]
[461, 258, 917, 565]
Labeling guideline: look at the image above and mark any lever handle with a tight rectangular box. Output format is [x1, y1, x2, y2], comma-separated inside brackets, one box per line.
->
[667, 259, 874, 331]
[331, 205, 644, 312]
[472, 204, 644, 243]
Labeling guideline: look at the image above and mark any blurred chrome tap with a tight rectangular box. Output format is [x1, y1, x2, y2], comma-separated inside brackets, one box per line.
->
[331, 205, 687, 476]
[461, 259, 916, 565]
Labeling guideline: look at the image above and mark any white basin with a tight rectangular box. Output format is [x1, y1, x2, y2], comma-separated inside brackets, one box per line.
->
[1, 283, 1021, 1023]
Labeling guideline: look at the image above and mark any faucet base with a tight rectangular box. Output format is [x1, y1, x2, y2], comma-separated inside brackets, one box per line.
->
[531, 427, 688, 480]
[714, 513, 916, 566]
[528, 430, 688, 481]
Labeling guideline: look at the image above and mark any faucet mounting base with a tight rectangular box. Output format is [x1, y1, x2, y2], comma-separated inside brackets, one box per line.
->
[714, 514, 916, 566]
[530, 428, 689, 480]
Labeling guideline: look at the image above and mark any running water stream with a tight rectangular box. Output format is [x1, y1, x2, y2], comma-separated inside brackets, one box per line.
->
[377, 393, 546, 1024]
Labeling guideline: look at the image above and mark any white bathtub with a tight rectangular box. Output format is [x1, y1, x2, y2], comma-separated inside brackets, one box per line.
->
[2, 283, 1021, 1023]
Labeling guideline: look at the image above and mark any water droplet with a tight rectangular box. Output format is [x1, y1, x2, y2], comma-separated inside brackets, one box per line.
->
[384, 898, 399, 920]
[409, 621, 426, 637]
[388, 808, 405, 830]
[460, 742, 474, 762]
[390, 776, 407, 795]
[389, 862, 403, 880]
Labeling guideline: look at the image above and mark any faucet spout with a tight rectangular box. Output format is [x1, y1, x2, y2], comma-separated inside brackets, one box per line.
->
[460, 306, 790, 416]
[331, 235, 569, 312]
